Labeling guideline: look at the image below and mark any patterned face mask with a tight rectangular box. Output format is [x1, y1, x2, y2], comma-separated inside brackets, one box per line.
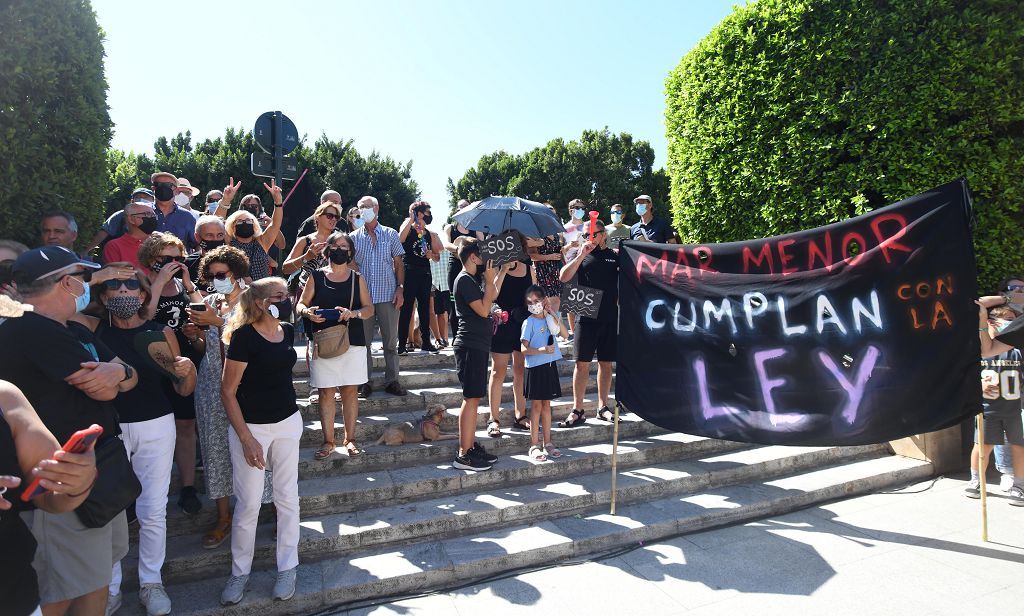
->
[106, 295, 142, 319]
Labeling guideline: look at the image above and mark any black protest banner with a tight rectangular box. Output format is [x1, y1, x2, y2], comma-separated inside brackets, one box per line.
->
[561, 282, 604, 319]
[481, 231, 527, 267]
[616, 179, 981, 446]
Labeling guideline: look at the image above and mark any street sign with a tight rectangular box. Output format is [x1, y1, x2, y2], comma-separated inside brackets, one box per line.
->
[254, 111, 298, 154]
[250, 152, 299, 180]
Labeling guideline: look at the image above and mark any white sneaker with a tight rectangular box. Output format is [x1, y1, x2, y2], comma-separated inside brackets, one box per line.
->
[1000, 474, 1015, 493]
[139, 584, 172, 616]
[104, 592, 122, 616]
[273, 567, 297, 601]
[221, 574, 249, 606]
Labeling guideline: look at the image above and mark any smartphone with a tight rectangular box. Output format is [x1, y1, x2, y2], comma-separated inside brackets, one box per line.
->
[20, 424, 104, 502]
[189, 302, 207, 312]
[314, 309, 342, 321]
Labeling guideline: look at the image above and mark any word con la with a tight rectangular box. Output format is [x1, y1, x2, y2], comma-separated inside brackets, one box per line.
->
[644, 290, 883, 338]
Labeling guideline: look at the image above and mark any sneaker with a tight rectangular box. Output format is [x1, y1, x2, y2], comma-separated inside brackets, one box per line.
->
[529, 445, 547, 461]
[544, 443, 562, 459]
[104, 592, 122, 616]
[139, 583, 172, 616]
[385, 381, 408, 396]
[220, 574, 249, 606]
[999, 474, 1015, 493]
[469, 441, 498, 464]
[453, 453, 491, 471]
[273, 567, 298, 601]
[398, 343, 409, 356]
[963, 478, 980, 499]
[1009, 486, 1024, 507]
[177, 486, 202, 515]
[358, 383, 372, 399]
[421, 341, 440, 354]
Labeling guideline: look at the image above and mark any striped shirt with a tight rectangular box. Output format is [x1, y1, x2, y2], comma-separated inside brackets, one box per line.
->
[430, 250, 452, 292]
[351, 223, 405, 304]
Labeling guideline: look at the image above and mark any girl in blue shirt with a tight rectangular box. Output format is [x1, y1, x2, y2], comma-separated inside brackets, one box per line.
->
[520, 285, 567, 461]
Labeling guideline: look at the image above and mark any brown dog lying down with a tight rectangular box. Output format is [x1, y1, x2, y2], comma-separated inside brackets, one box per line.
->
[375, 404, 459, 446]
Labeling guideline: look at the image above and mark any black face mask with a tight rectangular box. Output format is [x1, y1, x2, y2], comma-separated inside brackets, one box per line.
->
[138, 217, 158, 234]
[234, 222, 255, 239]
[423, 214, 433, 225]
[199, 239, 224, 252]
[154, 184, 175, 202]
[329, 249, 352, 265]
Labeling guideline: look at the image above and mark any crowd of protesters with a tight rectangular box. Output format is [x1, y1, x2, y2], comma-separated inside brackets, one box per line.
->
[0, 170, 689, 615]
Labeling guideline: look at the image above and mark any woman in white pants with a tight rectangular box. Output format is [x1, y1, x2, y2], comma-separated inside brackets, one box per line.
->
[220, 277, 301, 605]
[88, 266, 197, 616]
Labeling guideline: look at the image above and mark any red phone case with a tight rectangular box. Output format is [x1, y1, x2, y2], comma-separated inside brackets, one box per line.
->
[20, 424, 103, 502]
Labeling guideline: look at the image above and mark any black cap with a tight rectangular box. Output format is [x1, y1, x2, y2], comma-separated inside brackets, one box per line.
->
[12, 246, 100, 286]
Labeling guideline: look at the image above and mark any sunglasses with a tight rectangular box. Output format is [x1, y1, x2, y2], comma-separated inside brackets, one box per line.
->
[208, 271, 231, 280]
[1007, 285, 1024, 292]
[321, 212, 340, 220]
[155, 182, 176, 189]
[155, 255, 186, 265]
[131, 213, 156, 219]
[103, 279, 141, 291]
[207, 196, 221, 203]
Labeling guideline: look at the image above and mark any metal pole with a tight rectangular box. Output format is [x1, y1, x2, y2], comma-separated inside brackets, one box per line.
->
[610, 400, 621, 515]
[978, 413, 988, 542]
[273, 110, 284, 190]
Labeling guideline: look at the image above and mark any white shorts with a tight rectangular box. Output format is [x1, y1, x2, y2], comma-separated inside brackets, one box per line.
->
[309, 344, 368, 388]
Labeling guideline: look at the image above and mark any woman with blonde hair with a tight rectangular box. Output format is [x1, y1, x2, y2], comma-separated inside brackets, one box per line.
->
[296, 232, 373, 459]
[219, 277, 300, 605]
[225, 181, 286, 281]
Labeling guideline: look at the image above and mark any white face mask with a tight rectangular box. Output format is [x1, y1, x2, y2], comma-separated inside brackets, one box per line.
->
[528, 302, 545, 315]
[360, 208, 377, 224]
[571, 208, 585, 220]
[174, 193, 191, 207]
[212, 276, 235, 294]
[635, 203, 648, 216]
[610, 212, 623, 223]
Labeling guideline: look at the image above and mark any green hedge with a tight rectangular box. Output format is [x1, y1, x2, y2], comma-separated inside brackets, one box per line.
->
[665, 0, 1023, 291]
[0, 0, 111, 249]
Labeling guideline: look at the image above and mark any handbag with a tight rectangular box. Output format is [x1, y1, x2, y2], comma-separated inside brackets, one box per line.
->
[312, 272, 357, 360]
[75, 436, 142, 529]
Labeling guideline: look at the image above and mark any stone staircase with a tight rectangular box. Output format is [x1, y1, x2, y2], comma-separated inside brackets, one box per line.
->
[117, 342, 935, 615]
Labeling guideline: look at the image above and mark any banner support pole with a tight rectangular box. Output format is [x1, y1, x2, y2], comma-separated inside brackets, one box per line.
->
[977, 413, 988, 542]
[610, 400, 621, 515]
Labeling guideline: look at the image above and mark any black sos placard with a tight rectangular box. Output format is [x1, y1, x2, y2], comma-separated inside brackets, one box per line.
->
[560, 282, 603, 319]
[481, 231, 527, 267]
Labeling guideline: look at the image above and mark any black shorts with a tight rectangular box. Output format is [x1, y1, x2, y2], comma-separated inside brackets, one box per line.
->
[491, 313, 526, 355]
[432, 288, 448, 315]
[573, 319, 617, 363]
[976, 413, 1024, 445]
[455, 347, 489, 399]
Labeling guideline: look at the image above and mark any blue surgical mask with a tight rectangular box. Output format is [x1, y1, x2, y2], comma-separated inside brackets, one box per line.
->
[635, 203, 648, 216]
[212, 276, 235, 294]
[68, 276, 90, 312]
[610, 212, 623, 223]
[571, 208, 585, 220]
[352, 217, 365, 230]
[360, 208, 377, 224]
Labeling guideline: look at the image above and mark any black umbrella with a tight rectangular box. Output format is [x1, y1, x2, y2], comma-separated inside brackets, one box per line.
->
[453, 196, 564, 238]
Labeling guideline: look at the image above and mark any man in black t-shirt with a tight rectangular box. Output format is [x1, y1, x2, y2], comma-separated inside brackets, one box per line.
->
[452, 239, 502, 471]
[629, 194, 678, 244]
[0, 246, 139, 614]
[559, 220, 619, 425]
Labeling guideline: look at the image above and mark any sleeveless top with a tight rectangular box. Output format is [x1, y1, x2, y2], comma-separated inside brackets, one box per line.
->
[153, 282, 189, 331]
[306, 269, 366, 346]
[496, 262, 533, 312]
[232, 239, 270, 280]
[446, 225, 474, 288]
[0, 409, 41, 616]
[402, 227, 432, 271]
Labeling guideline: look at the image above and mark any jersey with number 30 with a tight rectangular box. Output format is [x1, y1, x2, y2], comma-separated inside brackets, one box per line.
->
[980, 349, 1023, 417]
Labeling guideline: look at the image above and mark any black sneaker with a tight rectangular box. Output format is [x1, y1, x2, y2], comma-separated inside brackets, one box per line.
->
[453, 453, 491, 471]
[178, 486, 202, 515]
[397, 343, 409, 356]
[468, 442, 498, 464]
[358, 383, 372, 399]
[421, 341, 439, 354]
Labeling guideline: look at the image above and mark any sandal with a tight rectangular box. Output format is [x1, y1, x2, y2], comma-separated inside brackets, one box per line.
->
[202, 516, 231, 549]
[344, 440, 363, 456]
[544, 444, 562, 459]
[528, 445, 547, 461]
[314, 442, 336, 460]
[596, 406, 618, 423]
[487, 419, 502, 438]
[512, 415, 531, 431]
[558, 408, 586, 428]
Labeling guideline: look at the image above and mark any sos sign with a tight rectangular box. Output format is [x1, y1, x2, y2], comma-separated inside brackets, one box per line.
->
[561, 282, 603, 319]
[481, 231, 527, 267]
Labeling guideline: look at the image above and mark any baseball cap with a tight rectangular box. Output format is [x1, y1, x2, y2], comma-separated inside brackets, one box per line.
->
[131, 187, 156, 206]
[634, 194, 652, 203]
[12, 246, 100, 285]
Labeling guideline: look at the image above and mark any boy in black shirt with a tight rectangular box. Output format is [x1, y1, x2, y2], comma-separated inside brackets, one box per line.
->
[559, 220, 619, 425]
[452, 239, 501, 471]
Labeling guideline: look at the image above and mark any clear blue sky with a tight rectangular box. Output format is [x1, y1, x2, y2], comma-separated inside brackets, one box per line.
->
[93, 0, 738, 209]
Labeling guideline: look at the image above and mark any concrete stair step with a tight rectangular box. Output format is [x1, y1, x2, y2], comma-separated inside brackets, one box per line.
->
[118, 451, 932, 614]
[163, 414, 661, 539]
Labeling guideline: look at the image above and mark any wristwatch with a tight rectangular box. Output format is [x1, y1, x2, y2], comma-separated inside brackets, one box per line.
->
[120, 363, 134, 383]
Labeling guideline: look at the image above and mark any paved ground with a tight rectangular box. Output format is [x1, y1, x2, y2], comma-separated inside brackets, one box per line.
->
[322, 474, 1022, 615]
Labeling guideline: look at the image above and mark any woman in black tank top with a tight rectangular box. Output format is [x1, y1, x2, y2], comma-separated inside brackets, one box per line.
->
[398, 202, 443, 354]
